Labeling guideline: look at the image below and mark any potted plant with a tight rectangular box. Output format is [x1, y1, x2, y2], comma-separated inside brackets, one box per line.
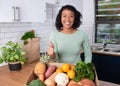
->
[0, 41, 27, 71]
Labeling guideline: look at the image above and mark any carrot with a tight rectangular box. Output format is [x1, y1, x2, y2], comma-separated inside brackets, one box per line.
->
[34, 62, 46, 81]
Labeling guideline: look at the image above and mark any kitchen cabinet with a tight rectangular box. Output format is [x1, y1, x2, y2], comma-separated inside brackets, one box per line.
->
[0, 0, 48, 22]
[92, 53, 120, 84]
[0, 0, 61, 22]
[16, 0, 45, 22]
[0, 0, 46, 22]
[0, 0, 14, 22]
[0, 0, 83, 22]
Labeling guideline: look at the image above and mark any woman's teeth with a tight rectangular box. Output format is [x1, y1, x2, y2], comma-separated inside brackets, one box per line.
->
[65, 22, 70, 25]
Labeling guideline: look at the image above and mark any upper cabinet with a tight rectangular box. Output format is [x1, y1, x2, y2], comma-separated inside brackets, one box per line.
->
[0, 0, 14, 22]
[0, 0, 82, 22]
[16, 0, 45, 22]
[0, 0, 46, 22]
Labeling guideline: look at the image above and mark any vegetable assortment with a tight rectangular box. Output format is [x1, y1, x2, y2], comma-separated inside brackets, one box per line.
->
[28, 60, 96, 86]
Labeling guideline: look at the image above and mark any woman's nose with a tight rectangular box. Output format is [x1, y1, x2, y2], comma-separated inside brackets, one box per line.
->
[66, 17, 70, 21]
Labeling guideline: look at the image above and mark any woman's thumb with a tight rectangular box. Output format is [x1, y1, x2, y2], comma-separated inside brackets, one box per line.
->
[49, 40, 54, 48]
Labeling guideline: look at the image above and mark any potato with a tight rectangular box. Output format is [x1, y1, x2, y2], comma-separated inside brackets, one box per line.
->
[68, 79, 96, 86]
[67, 80, 80, 86]
[80, 78, 96, 86]
[45, 65, 56, 79]
[44, 72, 56, 86]
[67, 80, 82, 86]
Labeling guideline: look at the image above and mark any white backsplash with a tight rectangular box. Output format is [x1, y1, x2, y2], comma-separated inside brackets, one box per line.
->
[0, 22, 55, 51]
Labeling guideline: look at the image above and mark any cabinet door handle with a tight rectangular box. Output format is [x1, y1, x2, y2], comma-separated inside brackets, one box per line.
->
[16, 7, 21, 21]
[12, 6, 20, 21]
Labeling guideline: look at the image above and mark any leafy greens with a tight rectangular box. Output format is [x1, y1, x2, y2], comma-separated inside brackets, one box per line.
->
[73, 61, 95, 82]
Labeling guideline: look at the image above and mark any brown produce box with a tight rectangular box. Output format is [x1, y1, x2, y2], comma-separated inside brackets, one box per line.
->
[25, 62, 99, 86]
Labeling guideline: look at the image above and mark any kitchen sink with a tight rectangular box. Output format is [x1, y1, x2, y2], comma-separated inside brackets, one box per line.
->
[92, 47, 120, 53]
[103, 49, 110, 52]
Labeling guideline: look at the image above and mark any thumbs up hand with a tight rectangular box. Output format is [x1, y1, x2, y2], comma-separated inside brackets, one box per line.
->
[47, 40, 55, 58]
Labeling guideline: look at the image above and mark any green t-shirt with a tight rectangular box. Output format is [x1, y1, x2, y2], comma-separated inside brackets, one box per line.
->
[50, 29, 92, 64]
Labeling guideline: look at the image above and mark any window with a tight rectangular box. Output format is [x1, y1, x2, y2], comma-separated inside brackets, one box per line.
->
[95, 0, 120, 44]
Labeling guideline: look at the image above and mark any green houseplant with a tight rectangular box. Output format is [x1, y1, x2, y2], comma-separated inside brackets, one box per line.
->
[0, 41, 27, 71]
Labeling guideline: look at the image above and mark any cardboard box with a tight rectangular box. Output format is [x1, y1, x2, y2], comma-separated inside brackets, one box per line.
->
[25, 63, 99, 86]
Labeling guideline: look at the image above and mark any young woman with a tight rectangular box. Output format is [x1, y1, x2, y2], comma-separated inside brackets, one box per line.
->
[47, 5, 92, 64]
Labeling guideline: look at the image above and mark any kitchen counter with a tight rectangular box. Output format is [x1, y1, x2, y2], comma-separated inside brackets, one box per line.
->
[0, 61, 119, 86]
[81, 48, 120, 56]
[91, 46, 120, 56]
[99, 81, 120, 86]
[92, 50, 120, 56]
[0, 61, 37, 86]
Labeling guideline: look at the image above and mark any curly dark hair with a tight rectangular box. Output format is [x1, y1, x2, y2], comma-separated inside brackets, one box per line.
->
[55, 5, 82, 31]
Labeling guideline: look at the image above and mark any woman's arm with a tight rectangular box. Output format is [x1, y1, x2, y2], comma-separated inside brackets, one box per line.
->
[82, 33, 92, 63]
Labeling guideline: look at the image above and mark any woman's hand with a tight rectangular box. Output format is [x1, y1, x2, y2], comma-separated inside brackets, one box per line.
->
[47, 40, 55, 58]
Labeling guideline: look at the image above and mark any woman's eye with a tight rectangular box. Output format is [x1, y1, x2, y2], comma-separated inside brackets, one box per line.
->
[63, 15, 67, 17]
[70, 16, 74, 18]
[62, 15, 74, 18]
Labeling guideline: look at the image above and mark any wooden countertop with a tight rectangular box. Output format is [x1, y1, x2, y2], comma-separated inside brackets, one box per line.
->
[0, 62, 37, 86]
[0, 61, 119, 86]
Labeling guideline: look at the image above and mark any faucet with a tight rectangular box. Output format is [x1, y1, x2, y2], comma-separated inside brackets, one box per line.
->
[103, 42, 107, 50]
[103, 35, 108, 50]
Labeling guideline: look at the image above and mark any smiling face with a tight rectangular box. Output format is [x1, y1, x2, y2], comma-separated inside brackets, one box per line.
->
[61, 9, 75, 30]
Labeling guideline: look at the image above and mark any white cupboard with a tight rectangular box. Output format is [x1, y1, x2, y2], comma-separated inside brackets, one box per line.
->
[16, 0, 45, 22]
[0, 0, 83, 22]
[0, 0, 46, 22]
[0, 0, 14, 22]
